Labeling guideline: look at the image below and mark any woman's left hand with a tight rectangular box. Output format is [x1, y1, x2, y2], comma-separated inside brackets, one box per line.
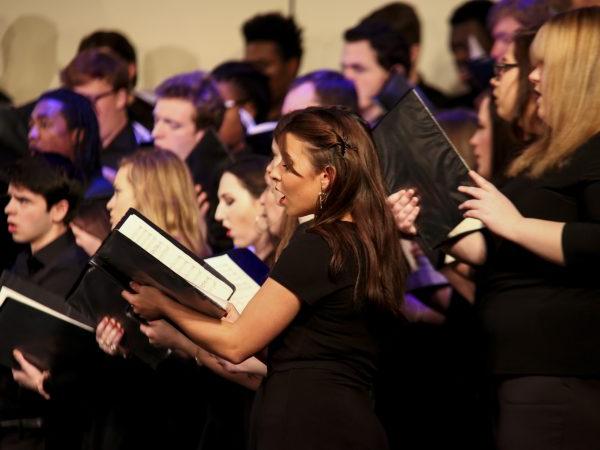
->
[458, 170, 524, 241]
[121, 282, 170, 321]
[11, 350, 50, 400]
[140, 319, 185, 351]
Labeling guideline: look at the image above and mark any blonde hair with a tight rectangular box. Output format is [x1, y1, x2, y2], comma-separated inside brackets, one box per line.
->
[509, 7, 600, 178]
[120, 149, 210, 257]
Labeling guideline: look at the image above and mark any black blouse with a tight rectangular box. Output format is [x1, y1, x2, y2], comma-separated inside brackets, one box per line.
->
[476, 134, 600, 376]
[268, 222, 383, 389]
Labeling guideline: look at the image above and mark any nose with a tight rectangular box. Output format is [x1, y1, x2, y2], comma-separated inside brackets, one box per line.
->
[106, 194, 115, 212]
[4, 197, 16, 215]
[490, 76, 499, 88]
[151, 121, 164, 140]
[214, 201, 225, 222]
[529, 66, 540, 85]
[270, 163, 282, 182]
[28, 124, 39, 142]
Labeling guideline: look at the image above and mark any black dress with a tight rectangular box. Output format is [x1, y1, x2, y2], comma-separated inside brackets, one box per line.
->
[249, 222, 389, 450]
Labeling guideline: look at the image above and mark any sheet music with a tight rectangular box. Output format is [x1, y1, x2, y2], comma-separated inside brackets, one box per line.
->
[204, 254, 260, 312]
[118, 214, 233, 306]
[0, 287, 94, 331]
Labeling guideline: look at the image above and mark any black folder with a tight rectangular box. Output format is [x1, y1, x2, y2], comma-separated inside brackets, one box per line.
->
[67, 208, 238, 366]
[373, 79, 477, 251]
[0, 271, 95, 372]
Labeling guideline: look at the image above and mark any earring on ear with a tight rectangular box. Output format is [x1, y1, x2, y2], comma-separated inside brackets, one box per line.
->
[318, 184, 328, 212]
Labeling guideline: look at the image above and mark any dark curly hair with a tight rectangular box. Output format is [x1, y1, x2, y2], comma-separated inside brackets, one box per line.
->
[242, 12, 303, 61]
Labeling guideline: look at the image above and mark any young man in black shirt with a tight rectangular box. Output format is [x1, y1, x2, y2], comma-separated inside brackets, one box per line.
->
[0, 153, 88, 449]
[5, 153, 88, 296]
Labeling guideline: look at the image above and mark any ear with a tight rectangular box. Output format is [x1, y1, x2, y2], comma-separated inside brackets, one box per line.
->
[390, 63, 407, 77]
[115, 88, 128, 110]
[285, 57, 300, 79]
[193, 128, 206, 146]
[49, 199, 69, 224]
[320, 166, 336, 192]
[410, 44, 420, 68]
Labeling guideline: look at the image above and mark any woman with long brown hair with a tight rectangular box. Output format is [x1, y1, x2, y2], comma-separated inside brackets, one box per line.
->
[390, 8, 600, 449]
[122, 106, 407, 449]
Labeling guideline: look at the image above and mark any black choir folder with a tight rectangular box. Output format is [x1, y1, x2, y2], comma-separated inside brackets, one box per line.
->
[67, 208, 269, 366]
[373, 80, 483, 252]
[0, 271, 95, 372]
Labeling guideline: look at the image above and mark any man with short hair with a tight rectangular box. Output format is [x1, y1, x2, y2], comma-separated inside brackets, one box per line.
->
[61, 49, 151, 171]
[342, 21, 411, 124]
[5, 153, 88, 295]
[77, 29, 155, 130]
[448, 0, 494, 107]
[360, 2, 450, 110]
[0, 153, 88, 450]
[153, 71, 231, 252]
[242, 12, 302, 120]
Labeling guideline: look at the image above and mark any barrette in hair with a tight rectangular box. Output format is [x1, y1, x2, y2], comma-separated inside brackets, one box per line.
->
[331, 132, 356, 157]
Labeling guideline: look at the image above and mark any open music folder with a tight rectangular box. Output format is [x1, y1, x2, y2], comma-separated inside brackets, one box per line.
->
[0, 271, 95, 372]
[67, 208, 268, 366]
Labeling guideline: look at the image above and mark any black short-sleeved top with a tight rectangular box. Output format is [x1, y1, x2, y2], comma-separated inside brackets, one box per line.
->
[477, 134, 600, 376]
[268, 221, 383, 389]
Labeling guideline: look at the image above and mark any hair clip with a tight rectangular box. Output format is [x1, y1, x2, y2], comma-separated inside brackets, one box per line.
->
[331, 132, 355, 157]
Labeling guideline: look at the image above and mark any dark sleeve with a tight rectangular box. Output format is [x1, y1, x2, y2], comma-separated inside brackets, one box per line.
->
[269, 229, 348, 305]
[562, 179, 600, 267]
[561, 142, 600, 267]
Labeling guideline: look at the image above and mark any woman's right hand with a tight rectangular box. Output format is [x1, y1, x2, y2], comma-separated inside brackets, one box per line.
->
[386, 188, 420, 236]
[96, 316, 126, 356]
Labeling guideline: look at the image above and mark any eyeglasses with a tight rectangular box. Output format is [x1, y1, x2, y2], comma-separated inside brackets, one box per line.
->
[493, 62, 519, 78]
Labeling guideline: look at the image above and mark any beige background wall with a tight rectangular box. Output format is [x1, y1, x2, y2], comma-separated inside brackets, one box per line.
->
[0, 0, 467, 105]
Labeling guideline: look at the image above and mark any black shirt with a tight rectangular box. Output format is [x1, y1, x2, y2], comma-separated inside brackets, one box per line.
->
[268, 222, 382, 388]
[101, 121, 151, 170]
[11, 230, 89, 298]
[185, 128, 233, 254]
[476, 134, 600, 376]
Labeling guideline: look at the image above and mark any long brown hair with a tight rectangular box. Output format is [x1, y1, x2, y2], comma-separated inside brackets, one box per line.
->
[509, 7, 600, 177]
[274, 106, 406, 315]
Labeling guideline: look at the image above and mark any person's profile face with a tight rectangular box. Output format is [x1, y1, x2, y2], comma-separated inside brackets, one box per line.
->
[152, 98, 204, 160]
[245, 41, 295, 104]
[490, 43, 519, 121]
[217, 81, 246, 152]
[269, 134, 323, 217]
[450, 20, 492, 85]
[341, 40, 389, 116]
[469, 96, 493, 179]
[214, 172, 264, 248]
[28, 99, 76, 159]
[106, 164, 137, 229]
[260, 171, 285, 237]
[4, 183, 54, 250]
[74, 78, 127, 146]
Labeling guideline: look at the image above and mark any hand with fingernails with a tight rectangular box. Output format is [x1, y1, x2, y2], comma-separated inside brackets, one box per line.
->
[96, 317, 126, 356]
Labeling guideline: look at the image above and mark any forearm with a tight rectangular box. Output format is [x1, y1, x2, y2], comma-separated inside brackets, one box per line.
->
[445, 232, 487, 266]
[510, 218, 565, 265]
[160, 299, 248, 363]
[193, 347, 263, 390]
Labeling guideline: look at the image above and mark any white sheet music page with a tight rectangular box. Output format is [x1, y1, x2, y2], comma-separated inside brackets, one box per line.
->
[118, 214, 233, 307]
[204, 254, 260, 312]
[0, 287, 94, 331]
